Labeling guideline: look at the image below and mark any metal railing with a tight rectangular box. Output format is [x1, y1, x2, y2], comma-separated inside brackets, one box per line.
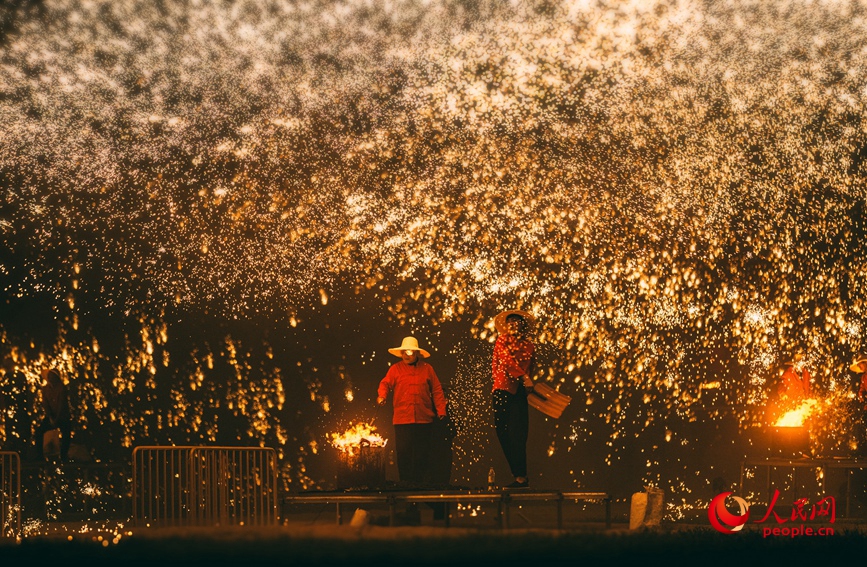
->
[0, 451, 21, 538]
[132, 446, 278, 527]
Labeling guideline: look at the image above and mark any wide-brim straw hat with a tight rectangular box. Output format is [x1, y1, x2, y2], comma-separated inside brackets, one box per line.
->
[850, 357, 867, 372]
[388, 336, 431, 358]
[494, 309, 536, 334]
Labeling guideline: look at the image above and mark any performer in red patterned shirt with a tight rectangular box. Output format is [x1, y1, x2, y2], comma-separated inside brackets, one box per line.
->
[378, 336, 447, 485]
[491, 309, 536, 489]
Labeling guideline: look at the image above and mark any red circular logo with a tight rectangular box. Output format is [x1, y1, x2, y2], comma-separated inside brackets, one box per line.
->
[708, 492, 750, 533]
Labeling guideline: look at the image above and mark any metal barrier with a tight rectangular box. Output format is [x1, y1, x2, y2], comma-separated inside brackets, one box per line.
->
[133, 446, 193, 527]
[132, 446, 278, 527]
[189, 447, 279, 527]
[0, 451, 21, 538]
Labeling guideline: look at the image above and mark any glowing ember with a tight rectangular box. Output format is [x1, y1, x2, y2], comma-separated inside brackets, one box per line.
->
[775, 399, 818, 427]
[330, 422, 387, 455]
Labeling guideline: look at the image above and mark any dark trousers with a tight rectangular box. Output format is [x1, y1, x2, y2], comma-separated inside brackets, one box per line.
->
[493, 389, 528, 478]
[394, 423, 433, 484]
[35, 417, 72, 460]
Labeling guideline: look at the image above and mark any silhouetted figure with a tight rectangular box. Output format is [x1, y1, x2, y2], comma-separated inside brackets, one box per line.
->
[34, 368, 72, 462]
[0, 356, 30, 454]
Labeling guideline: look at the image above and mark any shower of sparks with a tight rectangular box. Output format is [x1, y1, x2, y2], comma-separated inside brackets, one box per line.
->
[446, 342, 497, 485]
[3, 0, 867, 522]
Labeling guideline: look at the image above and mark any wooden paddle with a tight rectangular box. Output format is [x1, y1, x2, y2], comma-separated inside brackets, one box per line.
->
[527, 382, 572, 418]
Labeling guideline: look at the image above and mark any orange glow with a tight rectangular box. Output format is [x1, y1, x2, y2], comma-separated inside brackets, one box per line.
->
[774, 399, 817, 427]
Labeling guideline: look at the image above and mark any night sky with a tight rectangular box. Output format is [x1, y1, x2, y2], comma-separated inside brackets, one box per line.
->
[2, 0, 867, 517]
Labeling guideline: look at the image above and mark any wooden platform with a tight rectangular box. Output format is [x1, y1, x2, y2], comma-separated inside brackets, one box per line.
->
[282, 489, 611, 528]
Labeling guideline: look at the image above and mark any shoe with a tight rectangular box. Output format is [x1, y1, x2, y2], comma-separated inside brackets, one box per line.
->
[505, 480, 529, 489]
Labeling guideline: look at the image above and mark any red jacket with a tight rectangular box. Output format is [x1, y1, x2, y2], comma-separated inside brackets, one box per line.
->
[378, 360, 447, 424]
[492, 334, 535, 394]
[779, 366, 811, 400]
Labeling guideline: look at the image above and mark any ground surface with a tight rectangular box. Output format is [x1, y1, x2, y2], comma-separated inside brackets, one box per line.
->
[2, 520, 866, 566]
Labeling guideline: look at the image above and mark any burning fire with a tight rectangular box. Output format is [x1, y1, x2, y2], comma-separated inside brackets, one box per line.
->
[775, 399, 818, 427]
[330, 422, 388, 454]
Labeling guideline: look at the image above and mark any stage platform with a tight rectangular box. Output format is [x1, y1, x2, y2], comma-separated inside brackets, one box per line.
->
[282, 489, 611, 529]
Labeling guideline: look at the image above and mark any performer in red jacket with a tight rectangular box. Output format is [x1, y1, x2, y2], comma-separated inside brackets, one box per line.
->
[779, 353, 811, 404]
[378, 336, 447, 484]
